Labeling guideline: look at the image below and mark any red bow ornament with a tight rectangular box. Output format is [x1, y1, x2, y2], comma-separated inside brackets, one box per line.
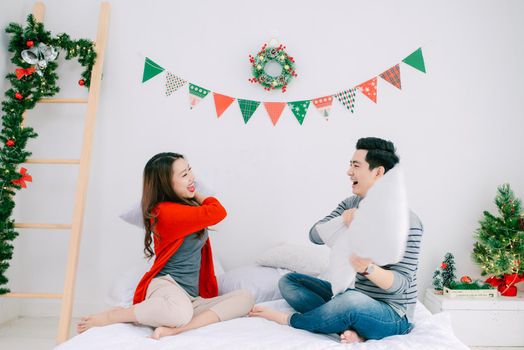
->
[486, 273, 524, 297]
[16, 66, 36, 80]
[11, 167, 33, 188]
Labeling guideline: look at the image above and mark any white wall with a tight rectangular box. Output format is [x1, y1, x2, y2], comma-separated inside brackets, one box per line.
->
[1, 0, 523, 318]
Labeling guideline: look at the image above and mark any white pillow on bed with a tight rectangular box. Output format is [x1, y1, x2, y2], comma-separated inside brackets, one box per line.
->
[255, 243, 329, 276]
[107, 254, 225, 307]
[318, 166, 409, 295]
[218, 265, 289, 303]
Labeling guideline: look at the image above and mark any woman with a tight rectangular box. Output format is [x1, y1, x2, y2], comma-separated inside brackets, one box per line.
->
[77, 152, 254, 339]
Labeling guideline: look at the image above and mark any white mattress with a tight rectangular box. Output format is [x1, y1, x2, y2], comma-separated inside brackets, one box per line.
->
[55, 300, 469, 350]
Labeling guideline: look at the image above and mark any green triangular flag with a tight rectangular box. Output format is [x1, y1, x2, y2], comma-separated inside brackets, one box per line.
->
[237, 99, 260, 124]
[189, 83, 210, 109]
[288, 100, 310, 125]
[142, 57, 165, 83]
[402, 48, 426, 73]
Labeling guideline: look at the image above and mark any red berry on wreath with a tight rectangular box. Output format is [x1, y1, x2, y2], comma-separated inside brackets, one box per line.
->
[15, 92, 23, 100]
[460, 275, 472, 283]
[78, 79, 85, 86]
[26, 40, 34, 47]
[6, 139, 15, 147]
[441, 262, 447, 269]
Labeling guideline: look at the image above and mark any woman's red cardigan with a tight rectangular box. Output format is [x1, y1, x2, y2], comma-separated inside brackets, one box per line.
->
[133, 197, 226, 304]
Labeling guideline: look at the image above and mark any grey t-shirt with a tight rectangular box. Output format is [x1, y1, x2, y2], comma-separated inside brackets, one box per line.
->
[156, 229, 208, 297]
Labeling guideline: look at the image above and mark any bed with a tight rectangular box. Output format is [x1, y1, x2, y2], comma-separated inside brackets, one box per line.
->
[55, 298, 468, 350]
[55, 258, 469, 350]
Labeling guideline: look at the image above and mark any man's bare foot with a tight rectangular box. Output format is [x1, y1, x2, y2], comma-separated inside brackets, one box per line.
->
[151, 326, 181, 340]
[248, 305, 290, 325]
[340, 329, 364, 343]
[76, 307, 124, 334]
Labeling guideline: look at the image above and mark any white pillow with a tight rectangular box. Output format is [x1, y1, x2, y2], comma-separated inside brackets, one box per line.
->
[106, 254, 225, 307]
[218, 265, 289, 303]
[256, 243, 329, 277]
[318, 166, 409, 295]
[119, 180, 215, 229]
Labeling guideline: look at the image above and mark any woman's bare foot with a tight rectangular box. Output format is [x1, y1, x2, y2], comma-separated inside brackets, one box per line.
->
[340, 329, 364, 343]
[248, 305, 290, 325]
[76, 307, 125, 334]
[151, 326, 181, 340]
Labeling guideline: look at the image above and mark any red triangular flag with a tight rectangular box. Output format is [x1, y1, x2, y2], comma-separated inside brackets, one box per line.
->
[356, 77, 378, 103]
[213, 93, 235, 118]
[380, 65, 401, 89]
[263, 102, 286, 126]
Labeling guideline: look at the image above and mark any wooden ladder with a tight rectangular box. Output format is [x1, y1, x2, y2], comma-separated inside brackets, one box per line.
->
[1, 2, 110, 344]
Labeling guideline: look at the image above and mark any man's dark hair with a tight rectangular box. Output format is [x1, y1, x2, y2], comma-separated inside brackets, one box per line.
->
[356, 137, 399, 173]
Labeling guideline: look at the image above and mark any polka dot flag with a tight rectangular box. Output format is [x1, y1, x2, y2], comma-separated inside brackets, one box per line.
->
[334, 88, 356, 113]
[165, 72, 187, 96]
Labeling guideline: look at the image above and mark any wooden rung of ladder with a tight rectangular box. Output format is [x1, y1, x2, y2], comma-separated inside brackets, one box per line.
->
[38, 98, 88, 104]
[25, 159, 81, 165]
[3, 293, 63, 299]
[14, 223, 72, 230]
[0, 1, 111, 345]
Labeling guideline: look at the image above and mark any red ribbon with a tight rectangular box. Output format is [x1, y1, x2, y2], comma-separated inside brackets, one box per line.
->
[16, 67, 36, 80]
[486, 273, 524, 296]
[11, 167, 33, 188]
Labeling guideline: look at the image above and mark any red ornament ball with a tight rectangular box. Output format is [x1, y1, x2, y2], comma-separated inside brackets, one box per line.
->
[15, 92, 23, 100]
[441, 262, 448, 269]
[78, 79, 85, 86]
[6, 139, 15, 147]
[26, 40, 34, 47]
[460, 275, 472, 283]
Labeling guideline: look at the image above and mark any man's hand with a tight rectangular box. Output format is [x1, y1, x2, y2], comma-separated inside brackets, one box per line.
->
[349, 254, 372, 274]
[342, 208, 357, 227]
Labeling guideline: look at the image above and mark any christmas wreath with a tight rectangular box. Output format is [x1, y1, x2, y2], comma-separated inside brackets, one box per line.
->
[0, 14, 96, 295]
[248, 43, 296, 92]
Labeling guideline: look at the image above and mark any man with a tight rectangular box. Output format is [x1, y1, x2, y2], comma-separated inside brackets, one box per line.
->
[250, 137, 423, 343]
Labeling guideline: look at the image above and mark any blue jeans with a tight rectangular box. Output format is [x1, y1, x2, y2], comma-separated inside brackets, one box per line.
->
[279, 272, 411, 340]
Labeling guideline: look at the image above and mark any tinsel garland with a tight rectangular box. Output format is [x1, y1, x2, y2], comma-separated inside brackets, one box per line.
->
[0, 14, 96, 294]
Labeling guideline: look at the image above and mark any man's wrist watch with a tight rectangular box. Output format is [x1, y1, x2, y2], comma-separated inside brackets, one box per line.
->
[361, 263, 375, 276]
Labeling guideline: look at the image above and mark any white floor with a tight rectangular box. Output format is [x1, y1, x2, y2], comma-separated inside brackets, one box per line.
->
[0, 316, 522, 350]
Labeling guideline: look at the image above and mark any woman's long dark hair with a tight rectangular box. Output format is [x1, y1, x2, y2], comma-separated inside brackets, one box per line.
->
[141, 152, 202, 259]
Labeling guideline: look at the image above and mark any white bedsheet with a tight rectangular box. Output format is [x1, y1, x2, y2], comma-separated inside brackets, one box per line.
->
[55, 300, 468, 350]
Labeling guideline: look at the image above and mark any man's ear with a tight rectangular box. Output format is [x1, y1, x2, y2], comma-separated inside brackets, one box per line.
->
[375, 166, 385, 178]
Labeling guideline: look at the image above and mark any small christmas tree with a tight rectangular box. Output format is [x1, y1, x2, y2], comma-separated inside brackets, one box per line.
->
[432, 269, 443, 291]
[472, 184, 524, 277]
[441, 252, 457, 288]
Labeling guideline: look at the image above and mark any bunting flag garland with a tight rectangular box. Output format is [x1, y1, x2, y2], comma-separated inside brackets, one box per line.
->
[189, 83, 210, 109]
[402, 48, 426, 73]
[334, 88, 357, 113]
[142, 57, 164, 83]
[263, 102, 286, 126]
[142, 47, 426, 125]
[213, 93, 236, 118]
[380, 64, 401, 89]
[165, 72, 187, 96]
[312, 96, 334, 120]
[237, 99, 260, 124]
[288, 100, 310, 125]
[356, 77, 378, 103]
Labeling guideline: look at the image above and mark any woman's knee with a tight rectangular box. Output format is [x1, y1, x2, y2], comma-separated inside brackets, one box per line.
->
[162, 296, 194, 327]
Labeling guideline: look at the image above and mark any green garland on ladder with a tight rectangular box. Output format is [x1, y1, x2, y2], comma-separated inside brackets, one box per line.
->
[0, 14, 96, 294]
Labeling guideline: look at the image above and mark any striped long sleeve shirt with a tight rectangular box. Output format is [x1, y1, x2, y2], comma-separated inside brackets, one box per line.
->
[309, 196, 423, 322]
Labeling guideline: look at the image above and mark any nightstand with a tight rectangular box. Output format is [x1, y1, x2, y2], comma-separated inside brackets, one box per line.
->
[423, 288, 524, 347]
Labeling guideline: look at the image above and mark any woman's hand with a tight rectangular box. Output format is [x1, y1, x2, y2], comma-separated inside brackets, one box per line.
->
[193, 191, 207, 205]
